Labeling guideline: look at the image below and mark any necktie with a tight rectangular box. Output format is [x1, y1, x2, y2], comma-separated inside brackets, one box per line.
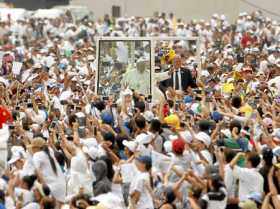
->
[177, 71, 182, 91]
[173, 72, 176, 89]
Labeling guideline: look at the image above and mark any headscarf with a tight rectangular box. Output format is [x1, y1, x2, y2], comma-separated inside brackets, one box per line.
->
[92, 160, 112, 196]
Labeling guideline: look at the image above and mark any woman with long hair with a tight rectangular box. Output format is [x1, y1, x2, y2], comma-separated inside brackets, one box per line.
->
[29, 137, 66, 204]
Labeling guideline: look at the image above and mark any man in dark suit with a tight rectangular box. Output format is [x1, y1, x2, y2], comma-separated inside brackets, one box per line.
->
[160, 55, 197, 93]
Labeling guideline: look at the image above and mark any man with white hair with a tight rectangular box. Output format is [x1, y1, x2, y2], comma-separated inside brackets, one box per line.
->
[121, 57, 151, 95]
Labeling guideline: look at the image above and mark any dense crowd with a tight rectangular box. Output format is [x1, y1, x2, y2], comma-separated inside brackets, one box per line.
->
[0, 9, 280, 209]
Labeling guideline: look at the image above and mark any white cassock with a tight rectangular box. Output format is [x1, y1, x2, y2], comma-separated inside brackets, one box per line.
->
[121, 69, 150, 95]
[153, 71, 170, 103]
[0, 124, 9, 169]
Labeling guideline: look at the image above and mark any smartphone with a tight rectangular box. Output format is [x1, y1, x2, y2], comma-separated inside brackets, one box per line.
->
[94, 127, 97, 136]
[175, 101, 181, 111]
[146, 95, 152, 103]
[9, 125, 15, 130]
[50, 121, 57, 129]
[193, 89, 202, 94]
[27, 103, 33, 108]
[102, 96, 109, 101]
[111, 103, 117, 108]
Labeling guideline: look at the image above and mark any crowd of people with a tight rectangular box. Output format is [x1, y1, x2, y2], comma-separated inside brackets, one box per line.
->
[0, 8, 280, 209]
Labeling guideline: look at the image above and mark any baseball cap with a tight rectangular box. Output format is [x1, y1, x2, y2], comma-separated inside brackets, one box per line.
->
[172, 138, 185, 154]
[135, 133, 152, 144]
[101, 112, 113, 125]
[8, 152, 24, 164]
[122, 140, 137, 152]
[211, 111, 223, 122]
[136, 155, 152, 169]
[83, 146, 99, 161]
[179, 130, 192, 143]
[143, 111, 154, 122]
[195, 132, 211, 147]
[164, 114, 180, 129]
[184, 95, 193, 103]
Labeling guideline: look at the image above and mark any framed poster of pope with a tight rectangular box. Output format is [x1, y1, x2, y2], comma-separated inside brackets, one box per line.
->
[95, 37, 152, 97]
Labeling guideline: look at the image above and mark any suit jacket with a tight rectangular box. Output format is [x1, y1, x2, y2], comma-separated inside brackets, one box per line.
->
[159, 68, 197, 93]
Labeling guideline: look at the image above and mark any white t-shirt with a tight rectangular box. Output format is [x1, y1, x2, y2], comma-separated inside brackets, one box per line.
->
[67, 150, 94, 196]
[32, 150, 66, 202]
[129, 172, 154, 209]
[14, 188, 34, 206]
[31, 110, 47, 125]
[233, 166, 264, 201]
[22, 202, 40, 209]
[224, 164, 237, 198]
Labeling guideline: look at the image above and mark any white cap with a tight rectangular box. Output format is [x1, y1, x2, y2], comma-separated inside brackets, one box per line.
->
[179, 130, 192, 143]
[11, 146, 25, 154]
[83, 146, 99, 161]
[195, 132, 211, 147]
[143, 111, 154, 122]
[8, 150, 25, 165]
[135, 133, 152, 144]
[123, 140, 137, 152]
[169, 135, 178, 141]
[80, 138, 98, 148]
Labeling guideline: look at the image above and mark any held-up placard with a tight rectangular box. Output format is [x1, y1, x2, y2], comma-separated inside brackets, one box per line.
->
[12, 61, 23, 75]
